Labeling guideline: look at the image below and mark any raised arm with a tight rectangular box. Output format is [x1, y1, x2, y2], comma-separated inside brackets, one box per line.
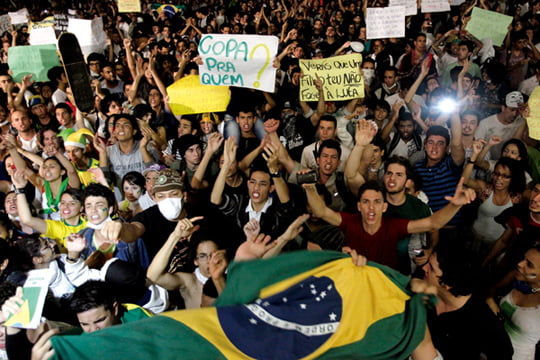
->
[54, 148, 81, 189]
[263, 214, 309, 258]
[303, 183, 342, 226]
[449, 109, 465, 166]
[191, 132, 223, 190]
[407, 177, 476, 233]
[345, 119, 376, 195]
[462, 139, 488, 192]
[12, 169, 48, 234]
[263, 142, 289, 204]
[147, 217, 202, 290]
[210, 137, 236, 205]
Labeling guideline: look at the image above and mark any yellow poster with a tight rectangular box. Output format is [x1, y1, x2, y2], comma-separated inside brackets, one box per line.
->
[526, 86, 540, 140]
[167, 75, 230, 115]
[299, 54, 364, 102]
[118, 0, 141, 13]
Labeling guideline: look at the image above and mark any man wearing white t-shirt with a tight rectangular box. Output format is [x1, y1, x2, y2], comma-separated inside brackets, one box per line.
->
[474, 91, 525, 160]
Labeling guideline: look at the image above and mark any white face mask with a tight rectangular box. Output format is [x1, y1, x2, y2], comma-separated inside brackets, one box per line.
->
[157, 197, 183, 220]
[87, 216, 112, 230]
[362, 68, 375, 85]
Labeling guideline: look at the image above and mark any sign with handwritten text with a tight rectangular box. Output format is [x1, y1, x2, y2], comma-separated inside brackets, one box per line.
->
[389, 0, 417, 16]
[465, 7, 512, 47]
[198, 34, 279, 93]
[421, 0, 451, 13]
[167, 75, 231, 115]
[118, 0, 142, 13]
[526, 86, 540, 140]
[366, 6, 406, 40]
[8, 44, 60, 82]
[299, 54, 364, 102]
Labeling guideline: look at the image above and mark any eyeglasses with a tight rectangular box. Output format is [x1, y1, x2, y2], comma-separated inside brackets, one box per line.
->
[493, 172, 511, 179]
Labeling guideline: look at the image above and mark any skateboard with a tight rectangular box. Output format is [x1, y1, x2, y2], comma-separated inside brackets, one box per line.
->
[57, 32, 94, 113]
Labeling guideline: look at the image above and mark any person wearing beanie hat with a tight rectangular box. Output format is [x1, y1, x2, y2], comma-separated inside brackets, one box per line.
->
[64, 128, 101, 187]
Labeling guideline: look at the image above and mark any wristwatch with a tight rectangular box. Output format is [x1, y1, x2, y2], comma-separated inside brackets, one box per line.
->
[270, 170, 281, 178]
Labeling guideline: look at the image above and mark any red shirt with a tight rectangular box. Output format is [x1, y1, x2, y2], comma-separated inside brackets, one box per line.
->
[339, 212, 410, 269]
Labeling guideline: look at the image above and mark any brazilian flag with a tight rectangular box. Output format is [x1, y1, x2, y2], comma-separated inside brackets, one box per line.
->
[51, 251, 428, 359]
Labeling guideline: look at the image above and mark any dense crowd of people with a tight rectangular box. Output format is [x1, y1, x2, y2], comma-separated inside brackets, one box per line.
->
[0, 0, 540, 358]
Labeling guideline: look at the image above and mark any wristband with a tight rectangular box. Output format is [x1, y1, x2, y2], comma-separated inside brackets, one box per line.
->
[15, 188, 25, 194]
[467, 158, 476, 164]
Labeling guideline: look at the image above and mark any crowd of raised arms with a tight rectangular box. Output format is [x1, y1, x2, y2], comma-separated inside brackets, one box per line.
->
[0, 0, 539, 358]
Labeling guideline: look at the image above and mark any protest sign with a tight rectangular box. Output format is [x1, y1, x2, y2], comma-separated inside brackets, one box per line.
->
[67, 17, 108, 59]
[5, 269, 50, 329]
[118, 0, 142, 13]
[198, 34, 279, 93]
[366, 7, 406, 40]
[421, 0, 451, 13]
[299, 54, 364, 102]
[167, 75, 231, 115]
[389, 0, 417, 16]
[8, 8, 29, 25]
[451, 0, 466, 4]
[8, 44, 60, 82]
[29, 26, 57, 45]
[0, 15, 10, 34]
[54, 14, 70, 37]
[465, 7, 512, 47]
[526, 86, 540, 140]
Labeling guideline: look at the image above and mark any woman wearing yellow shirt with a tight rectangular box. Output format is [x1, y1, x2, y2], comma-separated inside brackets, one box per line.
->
[11, 169, 87, 253]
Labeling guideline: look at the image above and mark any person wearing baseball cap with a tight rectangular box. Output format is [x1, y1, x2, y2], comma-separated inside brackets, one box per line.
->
[101, 168, 196, 271]
[28, 95, 58, 129]
[475, 90, 526, 160]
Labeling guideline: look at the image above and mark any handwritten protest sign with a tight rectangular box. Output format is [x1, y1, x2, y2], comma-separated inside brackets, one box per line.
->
[8, 8, 29, 25]
[421, 0, 451, 13]
[465, 7, 512, 47]
[366, 6, 406, 40]
[167, 75, 230, 115]
[54, 14, 71, 37]
[299, 54, 364, 102]
[29, 16, 56, 45]
[29, 26, 57, 45]
[0, 15, 10, 34]
[198, 34, 278, 93]
[8, 44, 60, 82]
[526, 86, 540, 140]
[389, 0, 417, 16]
[67, 17, 107, 59]
[118, 0, 142, 13]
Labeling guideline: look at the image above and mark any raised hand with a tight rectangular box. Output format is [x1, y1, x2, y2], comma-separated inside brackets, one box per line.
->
[206, 132, 224, 154]
[66, 233, 86, 255]
[172, 216, 203, 239]
[243, 218, 261, 242]
[235, 233, 276, 261]
[355, 119, 377, 146]
[445, 177, 476, 206]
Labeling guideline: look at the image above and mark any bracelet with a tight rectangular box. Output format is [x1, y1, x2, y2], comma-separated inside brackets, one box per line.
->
[270, 170, 281, 178]
[467, 159, 476, 164]
[15, 188, 25, 194]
